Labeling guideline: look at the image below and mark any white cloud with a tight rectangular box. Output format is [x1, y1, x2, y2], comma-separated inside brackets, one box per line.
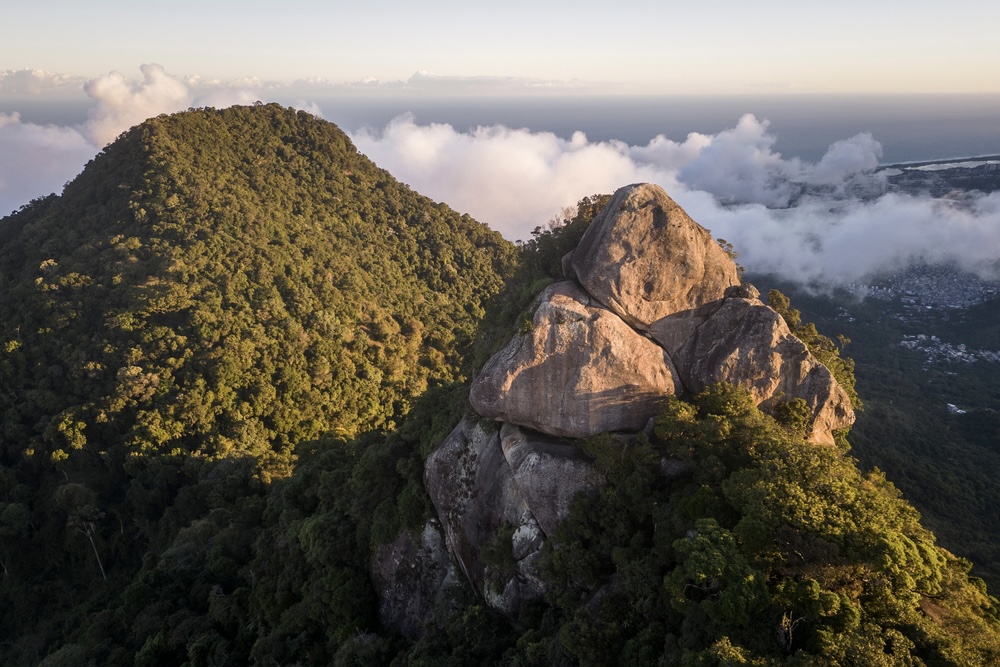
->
[4, 69, 999, 288]
[809, 133, 882, 185]
[352, 114, 1000, 285]
[0, 65, 275, 213]
[0, 113, 94, 216]
[195, 87, 260, 109]
[0, 69, 85, 97]
[353, 116, 671, 235]
[83, 64, 192, 145]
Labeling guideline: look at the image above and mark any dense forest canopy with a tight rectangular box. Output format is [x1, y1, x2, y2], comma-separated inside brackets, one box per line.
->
[0, 103, 515, 471]
[0, 104, 514, 663]
[0, 105, 996, 665]
[749, 274, 1000, 593]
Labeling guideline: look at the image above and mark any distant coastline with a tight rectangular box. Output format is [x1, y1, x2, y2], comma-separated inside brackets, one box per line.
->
[879, 154, 1000, 169]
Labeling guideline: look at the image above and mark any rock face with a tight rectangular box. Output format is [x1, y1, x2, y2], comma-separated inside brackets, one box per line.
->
[470, 281, 680, 438]
[424, 418, 524, 591]
[383, 182, 856, 628]
[675, 286, 854, 445]
[420, 417, 603, 618]
[371, 520, 460, 639]
[569, 183, 741, 353]
[472, 184, 853, 446]
[499, 423, 603, 536]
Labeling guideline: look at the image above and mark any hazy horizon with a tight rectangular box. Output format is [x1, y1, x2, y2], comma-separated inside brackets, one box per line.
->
[6, 1, 1000, 94]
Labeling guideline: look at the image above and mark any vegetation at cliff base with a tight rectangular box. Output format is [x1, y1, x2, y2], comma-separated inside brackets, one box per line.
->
[514, 383, 1000, 665]
[751, 275, 1000, 591]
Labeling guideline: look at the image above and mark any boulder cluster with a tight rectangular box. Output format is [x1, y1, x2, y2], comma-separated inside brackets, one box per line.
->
[377, 183, 855, 631]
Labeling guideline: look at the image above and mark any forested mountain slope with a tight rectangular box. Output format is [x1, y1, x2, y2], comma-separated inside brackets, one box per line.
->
[748, 274, 1000, 592]
[0, 104, 514, 663]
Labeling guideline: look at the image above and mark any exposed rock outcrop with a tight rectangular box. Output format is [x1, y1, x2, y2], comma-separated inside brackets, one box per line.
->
[424, 418, 524, 587]
[499, 423, 603, 536]
[371, 520, 461, 639]
[474, 184, 853, 446]
[470, 281, 680, 438]
[423, 418, 545, 617]
[569, 183, 741, 353]
[675, 287, 854, 445]
[389, 182, 857, 626]
[419, 416, 605, 619]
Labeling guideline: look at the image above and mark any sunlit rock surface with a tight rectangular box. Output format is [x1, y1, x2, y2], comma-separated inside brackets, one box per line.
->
[470, 281, 680, 438]
[569, 183, 741, 353]
[676, 287, 855, 445]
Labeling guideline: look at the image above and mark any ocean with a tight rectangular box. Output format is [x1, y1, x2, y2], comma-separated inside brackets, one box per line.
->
[4, 93, 998, 165]
[309, 93, 1000, 164]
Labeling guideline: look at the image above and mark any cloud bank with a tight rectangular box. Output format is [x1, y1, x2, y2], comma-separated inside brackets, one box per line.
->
[355, 115, 1000, 285]
[3, 65, 999, 286]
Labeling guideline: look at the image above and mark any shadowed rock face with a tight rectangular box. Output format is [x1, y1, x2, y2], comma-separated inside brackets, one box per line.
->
[470, 281, 680, 438]
[423, 418, 524, 592]
[569, 183, 741, 353]
[371, 521, 458, 639]
[499, 423, 603, 536]
[422, 417, 602, 618]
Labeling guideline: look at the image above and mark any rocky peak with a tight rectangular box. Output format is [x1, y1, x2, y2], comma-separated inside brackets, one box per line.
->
[471, 183, 853, 445]
[568, 183, 742, 353]
[383, 183, 856, 630]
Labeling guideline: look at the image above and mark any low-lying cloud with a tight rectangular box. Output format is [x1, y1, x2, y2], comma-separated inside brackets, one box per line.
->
[356, 114, 1000, 285]
[3, 65, 999, 286]
[0, 112, 95, 215]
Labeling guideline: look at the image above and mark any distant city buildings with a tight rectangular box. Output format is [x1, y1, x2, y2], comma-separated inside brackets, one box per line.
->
[899, 333, 1000, 367]
[847, 265, 998, 317]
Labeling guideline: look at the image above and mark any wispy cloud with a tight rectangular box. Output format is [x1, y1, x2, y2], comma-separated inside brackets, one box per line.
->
[0, 69, 86, 97]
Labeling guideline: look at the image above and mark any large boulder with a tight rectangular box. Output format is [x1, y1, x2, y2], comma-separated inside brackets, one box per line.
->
[470, 281, 680, 438]
[569, 183, 741, 353]
[413, 183, 859, 622]
[675, 287, 855, 444]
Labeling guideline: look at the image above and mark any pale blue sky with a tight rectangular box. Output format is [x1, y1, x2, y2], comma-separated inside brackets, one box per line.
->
[3, 0, 999, 93]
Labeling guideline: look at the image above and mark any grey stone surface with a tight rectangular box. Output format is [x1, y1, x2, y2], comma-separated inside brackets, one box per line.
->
[676, 293, 855, 444]
[371, 520, 456, 639]
[499, 423, 602, 536]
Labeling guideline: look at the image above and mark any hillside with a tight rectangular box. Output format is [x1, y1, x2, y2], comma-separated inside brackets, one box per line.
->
[370, 185, 1000, 665]
[748, 273, 1000, 591]
[0, 104, 515, 663]
[0, 103, 515, 467]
